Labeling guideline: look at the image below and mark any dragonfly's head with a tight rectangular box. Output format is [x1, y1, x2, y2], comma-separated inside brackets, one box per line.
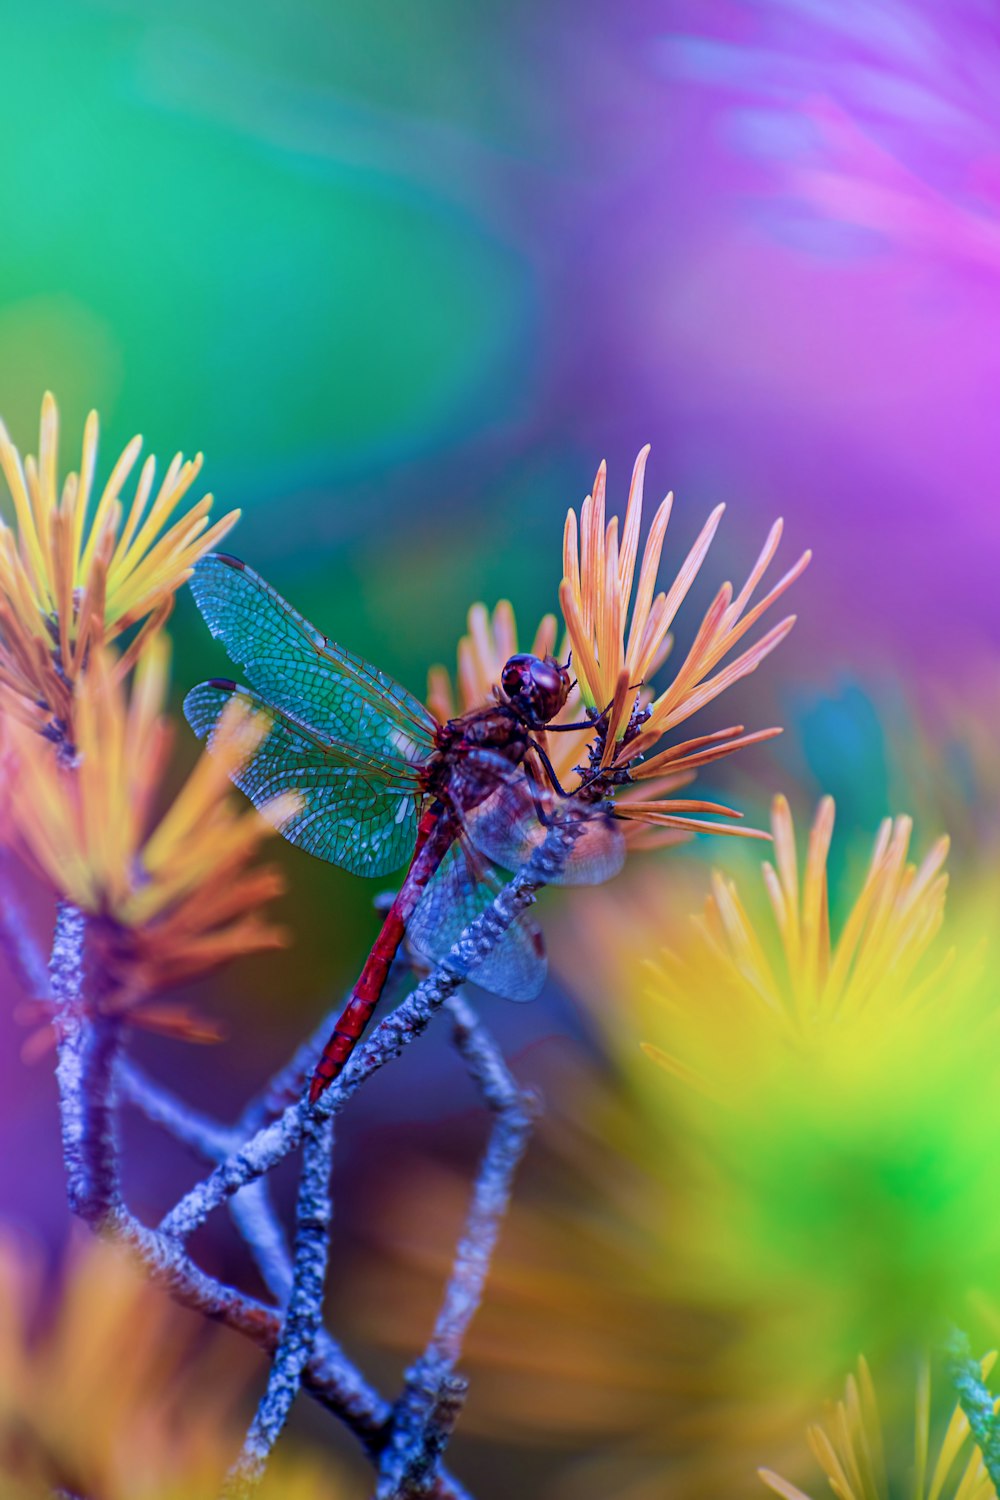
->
[501, 653, 571, 728]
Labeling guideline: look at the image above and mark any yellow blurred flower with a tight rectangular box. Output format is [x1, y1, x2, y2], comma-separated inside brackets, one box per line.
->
[643, 794, 951, 1093]
[0, 1227, 355, 1500]
[0, 392, 238, 741]
[564, 794, 1000, 1371]
[759, 1355, 994, 1500]
[4, 635, 292, 1036]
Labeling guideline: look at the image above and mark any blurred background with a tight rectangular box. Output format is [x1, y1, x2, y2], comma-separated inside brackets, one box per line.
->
[2, 2, 1000, 1495]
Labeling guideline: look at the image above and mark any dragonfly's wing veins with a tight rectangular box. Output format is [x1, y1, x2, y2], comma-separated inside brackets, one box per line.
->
[463, 775, 626, 886]
[407, 836, 546, 1002]
[185, 681, 422, 878]
[190, 554, 437, 767]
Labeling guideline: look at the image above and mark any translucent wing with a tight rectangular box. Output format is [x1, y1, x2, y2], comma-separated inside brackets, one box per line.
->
[189, 554, 437, 767]
[463, 774, 626, 887]
[185, 680, 424, 878]
[407, 836, 546, 1002]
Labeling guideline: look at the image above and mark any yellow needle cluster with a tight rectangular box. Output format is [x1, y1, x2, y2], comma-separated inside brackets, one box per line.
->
[0, 392, 237, 738]
[760, 1355, 994, 1500]
[5, 636, 292, 1027]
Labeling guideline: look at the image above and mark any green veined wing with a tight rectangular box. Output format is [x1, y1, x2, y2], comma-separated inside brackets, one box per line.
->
[189, 553, 437, 770]
[185, 679, 425, 878]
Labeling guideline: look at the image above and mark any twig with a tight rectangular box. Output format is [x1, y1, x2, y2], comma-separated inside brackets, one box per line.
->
[121, 1063, 472, 1499]
[159, 1099, 305, 1242]
[229, 1180, 296, 1306]
[376, 1361, 470, 1500]
[946, 1328, 1000, 1483]
[104, 1202, 395, 1447]
[42, 819, 576, 1497]
[120, 1061, 292, 1302]
[159, 827, 571, 1243]
[50, 902, 121, 1223]
[376, 994, 537, 1496]
[71, 1018, 392, 1451]
[427, 994, 537, 1366]
[224, 1111, 335, 1494]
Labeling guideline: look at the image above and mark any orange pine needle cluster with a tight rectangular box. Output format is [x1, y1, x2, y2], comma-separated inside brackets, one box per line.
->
[4, 637, 293, 1033]
[619, 517, 811, 768]
[0, 393, 238, 738]
[560, 446, 681, 731]
[560, 449, 809, 841]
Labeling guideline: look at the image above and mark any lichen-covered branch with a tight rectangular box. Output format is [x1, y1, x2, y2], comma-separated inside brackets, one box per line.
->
[120, 1061, 293, 1302]
[377, 1361, 470, 1500]
[376, 994, 536, 1496]
[105, 1202, 394, 1446]
[159, 1097, 305, 1242]
[50, 901, 121, 1223]
[427, 994, 536, 1366]
[225, 1112, 335, 1494]
[946, 1328, 1000, 1484]
[120, 1055, 472, 1499]
[159, 826, 571, 1244]
[53, 964, 401, 1460]
[41, 822, 575, 1498]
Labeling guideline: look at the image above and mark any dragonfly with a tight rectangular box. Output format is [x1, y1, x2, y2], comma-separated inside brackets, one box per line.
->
[184, 553, 625, 1103]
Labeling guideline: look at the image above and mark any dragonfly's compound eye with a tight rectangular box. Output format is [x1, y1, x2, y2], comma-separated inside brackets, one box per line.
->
[501, 654, 534, 697]
[502, 654, 570, 723]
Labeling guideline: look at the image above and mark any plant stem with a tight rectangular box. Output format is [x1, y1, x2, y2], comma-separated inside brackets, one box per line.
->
[224, 1112, 335, 1494]
[159, 826, 571, 1242]
[947, 1328, 1000, 1483]
[50, 901, 121, 1224]
[376, 994, 536, 1497]
[427, 995, 536, 1366]
[44, 818, 577, 1499]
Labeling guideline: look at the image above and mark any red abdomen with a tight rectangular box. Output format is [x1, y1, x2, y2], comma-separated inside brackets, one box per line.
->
[308, 804, 454, 1103]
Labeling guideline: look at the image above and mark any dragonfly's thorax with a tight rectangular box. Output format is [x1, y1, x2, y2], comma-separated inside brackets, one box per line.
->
[425, 705, 532, 812]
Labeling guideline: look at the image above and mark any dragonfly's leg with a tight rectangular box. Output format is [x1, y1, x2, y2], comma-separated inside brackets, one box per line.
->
[506, 764, 553, 828]
[532, 785, 556, 827]
[574, 767, 612, 796]
[546, 685, 642, 733]
[530, 740, 572, 801]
